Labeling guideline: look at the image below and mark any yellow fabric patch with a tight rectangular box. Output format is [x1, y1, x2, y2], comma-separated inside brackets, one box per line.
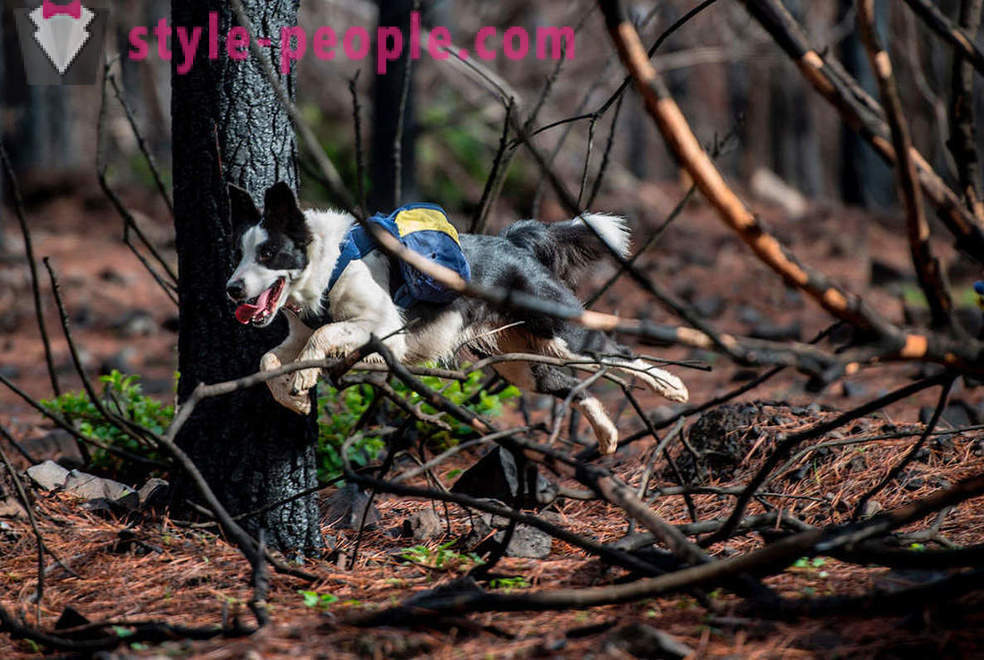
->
[394, 208, 461, 243]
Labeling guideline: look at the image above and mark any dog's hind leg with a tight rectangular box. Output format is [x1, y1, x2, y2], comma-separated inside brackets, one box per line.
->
[485, 268, 688, 403]
[588, 357, 688, 403]
[493, 361, 620, 455]
[549, 327, 689, 403]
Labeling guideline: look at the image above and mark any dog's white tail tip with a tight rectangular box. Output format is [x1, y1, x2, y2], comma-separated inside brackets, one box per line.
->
[579, 213, 631, 258]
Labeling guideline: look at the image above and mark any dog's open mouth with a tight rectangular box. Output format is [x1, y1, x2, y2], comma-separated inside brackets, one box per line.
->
[235, 278, 286, 325]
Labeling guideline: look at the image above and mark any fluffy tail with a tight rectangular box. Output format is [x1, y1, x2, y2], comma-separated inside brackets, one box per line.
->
[501, 214, 630, 288]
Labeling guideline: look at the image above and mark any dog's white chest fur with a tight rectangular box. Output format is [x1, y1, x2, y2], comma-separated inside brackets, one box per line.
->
[286, 209, 351, 317]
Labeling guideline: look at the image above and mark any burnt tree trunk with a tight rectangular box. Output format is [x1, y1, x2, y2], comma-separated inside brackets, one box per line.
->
[0, 12, 5, 254]
[171, 0, 321, 553]
[370, 0, 418, 211]
[768, 0, 821, 197]
[838, 0, 894, 208]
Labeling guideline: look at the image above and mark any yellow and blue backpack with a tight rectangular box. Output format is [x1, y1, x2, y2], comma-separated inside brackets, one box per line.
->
[329, 204, 471, 308]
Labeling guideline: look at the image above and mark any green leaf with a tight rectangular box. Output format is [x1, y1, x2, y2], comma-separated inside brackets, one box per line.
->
[489, 576, 530, 590]
[298, 590, 338, 609]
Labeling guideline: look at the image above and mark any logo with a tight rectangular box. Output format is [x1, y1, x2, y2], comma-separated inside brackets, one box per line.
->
[11, 0, 108, 85]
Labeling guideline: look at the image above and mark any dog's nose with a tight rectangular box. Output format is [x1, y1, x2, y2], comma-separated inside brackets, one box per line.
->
[226, 280, 246, 302]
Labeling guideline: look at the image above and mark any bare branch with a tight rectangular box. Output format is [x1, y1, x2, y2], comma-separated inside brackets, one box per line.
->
[106, 69, 173, 216]
[857, 0, 955, 330]
[741, 0, 984, 261]
[949, 0, 984, 219]
[902, 0, 984, 75]
[0, 141, 61, 397]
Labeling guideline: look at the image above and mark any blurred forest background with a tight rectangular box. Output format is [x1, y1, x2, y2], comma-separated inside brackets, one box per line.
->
[3, 2, 984, 656]
[5, 0, 984, 425]
[4, 0, 977, 234]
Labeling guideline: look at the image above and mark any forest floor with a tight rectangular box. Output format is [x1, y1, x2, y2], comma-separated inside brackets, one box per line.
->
[1, 179, 983, 657]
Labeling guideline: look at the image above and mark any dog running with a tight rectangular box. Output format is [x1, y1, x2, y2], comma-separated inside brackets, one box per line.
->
[225, 182, 688, 454]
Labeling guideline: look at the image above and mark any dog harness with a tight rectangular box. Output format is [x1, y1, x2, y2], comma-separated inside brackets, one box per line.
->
[328, 204, 471, 308]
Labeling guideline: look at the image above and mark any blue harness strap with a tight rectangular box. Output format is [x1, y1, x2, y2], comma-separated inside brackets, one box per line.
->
[327, 204, 471, 308]
[327, 223, 379, 293]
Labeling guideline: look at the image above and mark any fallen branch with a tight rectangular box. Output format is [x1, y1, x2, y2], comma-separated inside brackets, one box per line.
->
[352, 471, 984, 623]
[705, 372, 953, 545]
[599, 0, 983, 375]
[0, 604, 244, 653]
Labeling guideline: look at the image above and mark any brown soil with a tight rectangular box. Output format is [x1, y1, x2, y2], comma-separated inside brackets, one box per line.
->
[1, 182, 983, 657]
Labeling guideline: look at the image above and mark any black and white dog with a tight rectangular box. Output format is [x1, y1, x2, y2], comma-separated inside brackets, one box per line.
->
[225, 182, 687, 454]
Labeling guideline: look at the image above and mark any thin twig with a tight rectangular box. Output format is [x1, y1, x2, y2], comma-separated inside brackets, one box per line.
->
[106, 69, 173, 216]
[0, 442, 44, 623]
[247, 529, 271, 628]
[43, 258, 158, 452]
[949, 0, 984, 220]
[586, 92, 625, 208]
[857, 0, 954, 330]
[705, 372, 950, 545]
[392, 1, 418, 207]
[471, 99, 515, 234]
[96, 61, 179, 300]
[0, 141, 61, 397]
[852, 375, 956, 519]
[901, 0, 984, 75]
[348, 71, 368, 220]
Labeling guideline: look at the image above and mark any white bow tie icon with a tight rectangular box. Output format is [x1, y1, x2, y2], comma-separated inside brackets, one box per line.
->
[29, 2, 94, 75]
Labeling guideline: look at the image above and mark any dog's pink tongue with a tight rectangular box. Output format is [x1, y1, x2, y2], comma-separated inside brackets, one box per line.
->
[234, 303, 258, 324]
[234, 286, 273, 324]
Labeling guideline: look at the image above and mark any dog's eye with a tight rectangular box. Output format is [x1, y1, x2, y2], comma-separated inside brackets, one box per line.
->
[259, 246, 275, 261]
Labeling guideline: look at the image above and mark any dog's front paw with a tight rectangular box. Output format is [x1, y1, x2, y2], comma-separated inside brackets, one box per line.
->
[260, 351, 282, 373]
[270, 377, 312, 415]
[260, 352, 311, 414]
[289, 366, 321, 397]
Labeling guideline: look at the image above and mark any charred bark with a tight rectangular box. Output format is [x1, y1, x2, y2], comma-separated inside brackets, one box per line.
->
[370, 0, 418, 211]
[837, 0, 894, 208]
[171, 0, 321, 553]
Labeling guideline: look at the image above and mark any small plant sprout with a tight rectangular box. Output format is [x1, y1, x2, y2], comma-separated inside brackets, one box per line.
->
[399, 540, 485, 570]
[299, 590, 339, 610]
[488, 576, 530, 591]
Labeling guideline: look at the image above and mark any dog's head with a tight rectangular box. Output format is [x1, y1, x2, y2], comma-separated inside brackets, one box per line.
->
[225, 182, 311, 327]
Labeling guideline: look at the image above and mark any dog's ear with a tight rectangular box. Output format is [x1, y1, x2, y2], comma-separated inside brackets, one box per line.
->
[264, 181, 310, 245]
[228, 184, 261, 231]
[263, 181, 299, 224]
